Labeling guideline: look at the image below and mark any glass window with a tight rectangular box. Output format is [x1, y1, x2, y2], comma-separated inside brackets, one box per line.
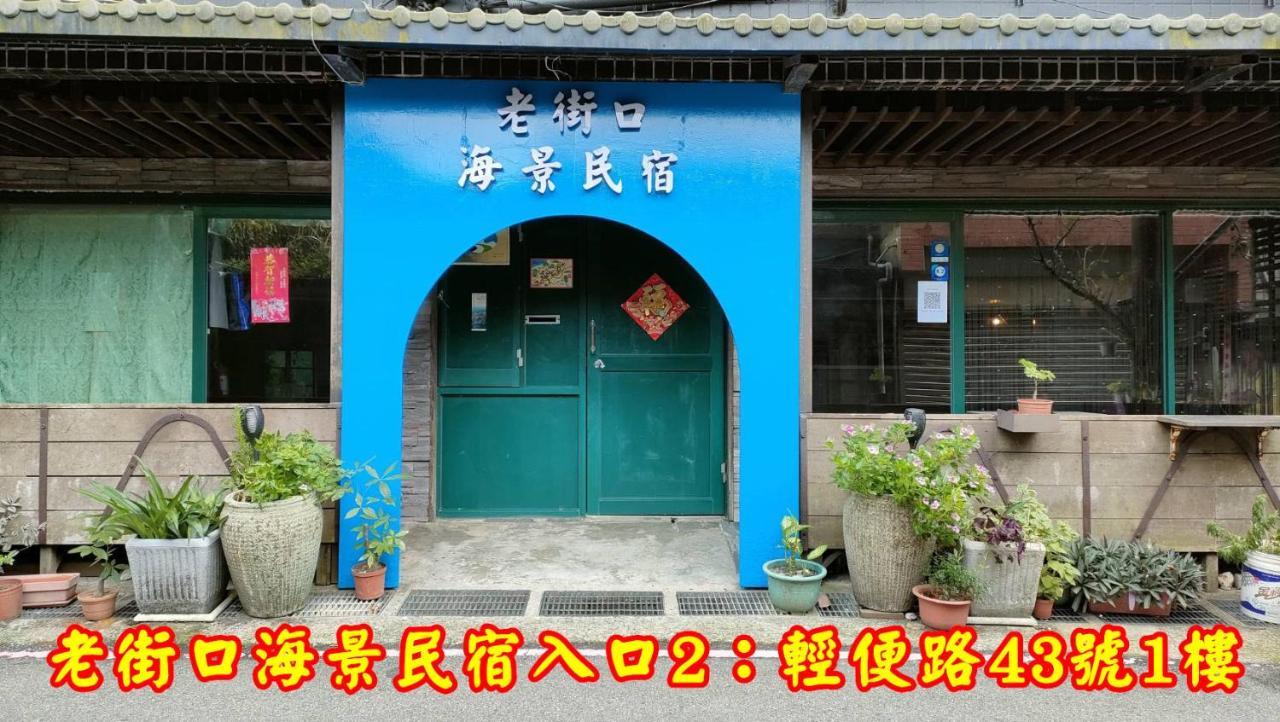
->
[1174, 212, 1280, 414]
[206, 217, 331, 402]
[812, 220, 952, 413]
[963, 214, 1163, 414]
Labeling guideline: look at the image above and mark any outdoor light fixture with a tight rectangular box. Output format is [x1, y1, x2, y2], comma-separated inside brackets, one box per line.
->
[904, 408, 927, 448]
[240, 405, 265, 461]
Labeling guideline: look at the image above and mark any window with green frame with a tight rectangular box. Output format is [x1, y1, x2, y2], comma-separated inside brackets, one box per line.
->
[195, 209, 331, 403]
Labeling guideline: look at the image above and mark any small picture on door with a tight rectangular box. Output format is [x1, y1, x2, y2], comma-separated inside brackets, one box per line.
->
[530, 258, 573, 289]
[470, 292, 487, 332]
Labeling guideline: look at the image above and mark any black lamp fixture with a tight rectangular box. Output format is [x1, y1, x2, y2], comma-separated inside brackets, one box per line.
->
[240, 405, 265, 460]
[904, 407, 927, 448]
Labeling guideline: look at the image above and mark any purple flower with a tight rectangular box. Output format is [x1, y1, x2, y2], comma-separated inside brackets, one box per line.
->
[985, 484, 996, 495]
[910, 457, 924, 469]
[915, 477, 927, 486]
[841, 424, 856, 435]
[949, 525, 961, 534]
[867, 445, 880, 455]
[929, 499, 941, 510]
[862, 424, 875, 433]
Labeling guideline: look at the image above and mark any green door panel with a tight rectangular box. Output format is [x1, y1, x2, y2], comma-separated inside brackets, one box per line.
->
[437, 394, 580, 515]
[438, 264, 519, 388]
[520, 223, 583, 389]
[587, 225, 725, 516]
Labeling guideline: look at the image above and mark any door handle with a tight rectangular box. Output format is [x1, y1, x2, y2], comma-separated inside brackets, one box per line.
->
[593, 358, 606, 369]
[589, 319, 596, 354]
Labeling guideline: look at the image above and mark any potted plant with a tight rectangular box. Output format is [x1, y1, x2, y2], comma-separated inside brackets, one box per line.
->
[349, 464, 408, 601]
[913, 550, 984, 629]
[1, 495, 43, 621]
[1208, 495, 1280, 624]
[1017, 359, 1056, 414]
[222, 419, 349, 618]
[829, 422, 987, 612]
[1069, 537, 1203, 617]
[1021, 489, 1080, 620]
[763, 514, 828, 614]
[69, 531, 129, 622]
[77, 464, 228, 615]
[963, 490, 1046, 619]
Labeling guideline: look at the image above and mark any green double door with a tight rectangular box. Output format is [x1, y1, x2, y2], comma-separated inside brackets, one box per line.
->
[437, 219, 726, 517]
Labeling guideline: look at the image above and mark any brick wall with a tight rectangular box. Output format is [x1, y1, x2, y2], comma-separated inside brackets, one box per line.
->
[401, 298, 435, 520]
[814, 166, 1280, 200]
[0, 157, 330, 194]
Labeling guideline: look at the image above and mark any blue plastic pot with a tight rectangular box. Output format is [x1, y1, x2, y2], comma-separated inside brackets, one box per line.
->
[763, 559, 828, 613]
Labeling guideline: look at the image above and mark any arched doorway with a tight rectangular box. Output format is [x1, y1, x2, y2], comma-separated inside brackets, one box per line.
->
[436, 217, 726, 517]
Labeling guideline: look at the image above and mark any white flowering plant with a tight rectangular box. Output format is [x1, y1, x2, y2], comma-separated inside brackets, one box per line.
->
[827, 421, 991, 548]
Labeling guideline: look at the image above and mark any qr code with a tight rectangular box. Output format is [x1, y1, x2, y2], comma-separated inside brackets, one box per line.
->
[921, 290, 943, 311]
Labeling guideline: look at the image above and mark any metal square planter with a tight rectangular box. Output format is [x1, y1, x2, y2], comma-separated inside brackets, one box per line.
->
[125, 529, 229, 615]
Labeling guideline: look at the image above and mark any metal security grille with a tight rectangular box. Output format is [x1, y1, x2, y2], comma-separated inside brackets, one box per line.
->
[816, 592, 860, 618]
[1094, 603, 1225, 626]
[1210, 598, 1273, 628]
[397, 590, 530, 617]
[21, 599, 138, 619]
[676, 591, 780, 616]
[1046, 606, 1088, 623]
[539, 591, 665, 617]
[291, 591, 392, 618]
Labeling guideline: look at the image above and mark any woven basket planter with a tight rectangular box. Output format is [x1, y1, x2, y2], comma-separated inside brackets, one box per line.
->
[843, 494, 933, 612]
[126, 530, 229, 615]
[962, 540, 1045, 618]
[221, 493, 321, 618]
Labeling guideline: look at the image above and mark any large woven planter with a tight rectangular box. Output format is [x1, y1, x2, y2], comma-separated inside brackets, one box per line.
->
[126, 530, 229, 615]
[962, 540, 1045, 618]
[221, 493, 321, 618]
[842, 494, 933, 612]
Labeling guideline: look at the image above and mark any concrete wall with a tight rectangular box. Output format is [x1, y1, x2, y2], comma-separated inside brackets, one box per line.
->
[0, 403, 341, 583]
[803, 413, 1274, 553]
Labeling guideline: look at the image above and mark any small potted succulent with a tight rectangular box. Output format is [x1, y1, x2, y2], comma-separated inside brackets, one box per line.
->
[1017, 359, 1056, 414]
[70, 531, 130, 622]
[1069, 537, 1203, 617]
[1208, 495, 1280, 624]
[763, 514, 828, 614]
[348, 464, 408, 601]
[913, 550, 984, 629]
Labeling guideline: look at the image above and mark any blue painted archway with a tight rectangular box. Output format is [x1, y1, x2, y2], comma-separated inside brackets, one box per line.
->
[341, 79, 800, 588]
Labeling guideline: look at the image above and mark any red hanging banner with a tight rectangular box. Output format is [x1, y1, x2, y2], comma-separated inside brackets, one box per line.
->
[249, 247, 290, 324]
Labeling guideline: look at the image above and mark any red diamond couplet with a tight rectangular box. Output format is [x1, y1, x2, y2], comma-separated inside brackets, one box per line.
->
[621, 273, 690, 341]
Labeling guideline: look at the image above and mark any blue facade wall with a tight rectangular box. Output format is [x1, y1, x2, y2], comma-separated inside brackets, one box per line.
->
[341, 79, 800, 588]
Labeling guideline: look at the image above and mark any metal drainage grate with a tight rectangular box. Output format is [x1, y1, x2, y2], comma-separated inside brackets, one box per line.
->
[397, 590, 530, 617]
[1046, 606, 1089, 623]
[677, 591, 780, 616]
[1094, 603, 1224, 626]
[290, 591, 391, 618]
[21, 599, 138, 620]
[1210, 598, 1274, 629]
[816, 592, 860, 618]
[540, 591, 664, 617]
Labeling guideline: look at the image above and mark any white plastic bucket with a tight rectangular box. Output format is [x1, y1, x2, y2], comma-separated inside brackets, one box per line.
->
[1240, 550, 1280, 624]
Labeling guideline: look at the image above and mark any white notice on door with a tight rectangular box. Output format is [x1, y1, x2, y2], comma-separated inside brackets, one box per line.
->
[917, 281, 948, 323]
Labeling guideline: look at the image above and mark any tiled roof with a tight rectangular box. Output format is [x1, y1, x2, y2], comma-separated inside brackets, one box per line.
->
[1, 1, 1278, 52]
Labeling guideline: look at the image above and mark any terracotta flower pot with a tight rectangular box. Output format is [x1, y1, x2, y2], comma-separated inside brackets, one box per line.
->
[912, 584, 971, 630]
[1087, 592, 1172, 617]
[0, 579, 23, 621]
[1033, 597, 1055, 620]
[1017, 398, 1054, 415]
[352, 564, 387, 601]
[78, 590, 119, 622]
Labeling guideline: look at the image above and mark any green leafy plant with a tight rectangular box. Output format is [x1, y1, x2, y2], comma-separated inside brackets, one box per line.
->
[774, 514, 827, 577]
[980, 485, 1080, 599]
[229, 421, 350, 505]
[924, 550, 985, 602]
[1018, 358, 1056, 399]
[1, 495, 43, 573]
[347, 464, 408, 572]
[1207, 494, 1280, 565]
[828, 422, 990, 547]
[76, 463, 224, 540]
[1068, 537, 1203, 612]
[69, 523, 129, 597]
